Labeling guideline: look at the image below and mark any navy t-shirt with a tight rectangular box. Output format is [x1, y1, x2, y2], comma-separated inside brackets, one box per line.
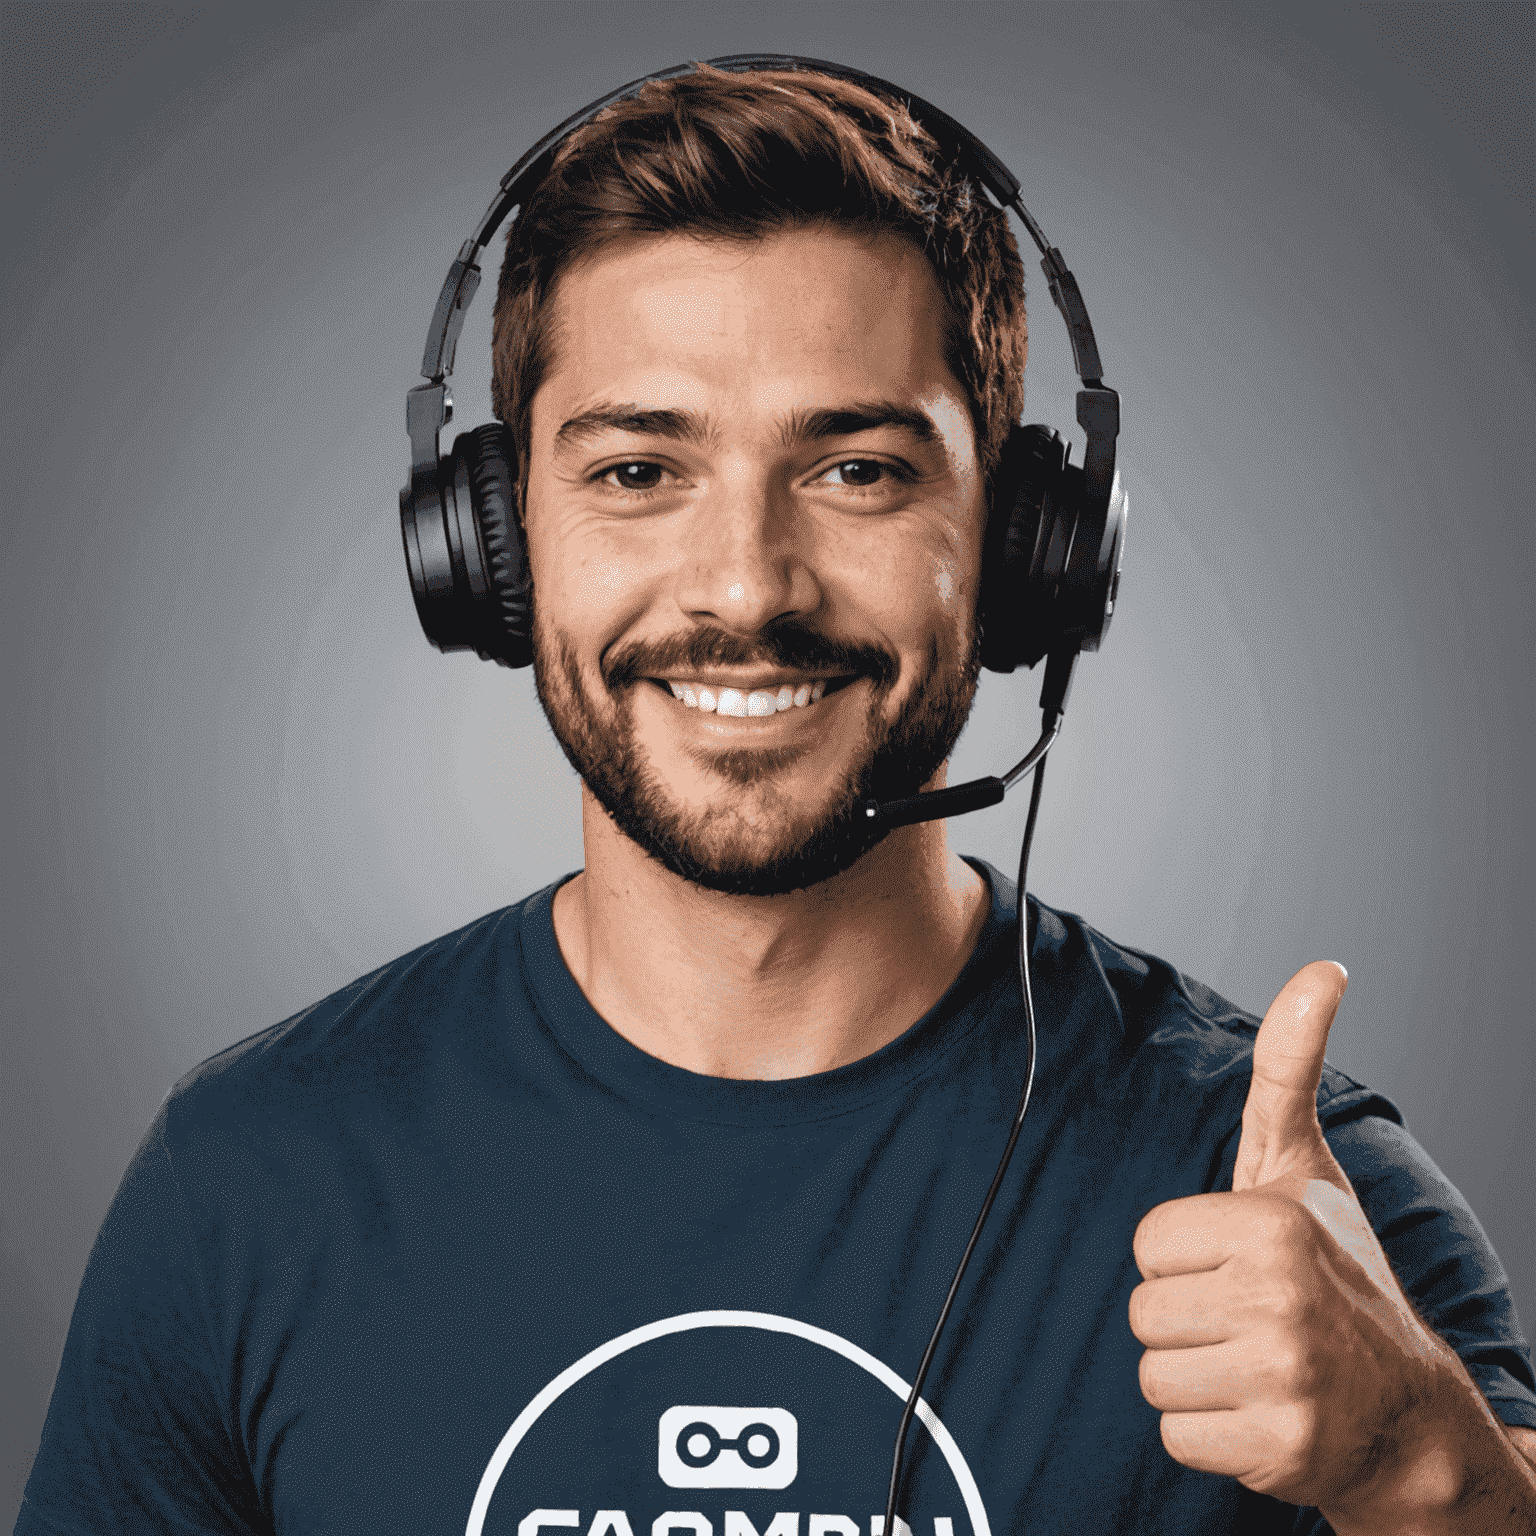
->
[19, 859, 1536, 1535]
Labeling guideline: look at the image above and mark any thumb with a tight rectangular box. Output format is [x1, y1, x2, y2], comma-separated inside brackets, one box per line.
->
[1232, 960, 1349, 1191]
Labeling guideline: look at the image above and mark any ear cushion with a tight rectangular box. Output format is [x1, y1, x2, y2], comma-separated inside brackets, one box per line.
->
[458, 421, 533, 668]
[979, 424, 1066, 673]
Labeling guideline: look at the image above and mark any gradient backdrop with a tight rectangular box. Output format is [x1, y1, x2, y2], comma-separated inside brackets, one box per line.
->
[3, 1, 1532, 1518]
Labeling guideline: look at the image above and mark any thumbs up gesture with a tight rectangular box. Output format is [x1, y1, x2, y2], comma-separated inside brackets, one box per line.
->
[1128, 963, 1528, 1528]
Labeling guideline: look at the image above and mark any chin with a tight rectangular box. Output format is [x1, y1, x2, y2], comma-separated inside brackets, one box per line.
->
[596, 766, 891, 897]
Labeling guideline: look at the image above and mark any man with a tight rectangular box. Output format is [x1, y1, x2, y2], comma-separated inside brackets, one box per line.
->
[19, 61, 1536, 1536]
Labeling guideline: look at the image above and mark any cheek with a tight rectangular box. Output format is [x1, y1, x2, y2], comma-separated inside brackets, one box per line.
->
[834, 506, 972, 599]
[570, 549, 648, 608]
[902, 512, 982, 628]
[929, 554, 979, 661]
[851, 542, 975, 669]
[920, 525, 985, 667]
[936, 534, 985, 623]
[889, 549, 966, 622]
[523, 443, 654, 621]
[528, 517, 666, 642]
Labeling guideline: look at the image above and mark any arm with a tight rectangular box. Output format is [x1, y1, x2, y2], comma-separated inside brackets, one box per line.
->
[1319, 1329, 1536, 1535]
[1130, 963, 1536, 1535]
[18, 1106, 263, 1535]
[1322, 1106, 1536, 1533]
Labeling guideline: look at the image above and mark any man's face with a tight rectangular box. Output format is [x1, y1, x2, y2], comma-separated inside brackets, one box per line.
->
[523, 224, 987, 896]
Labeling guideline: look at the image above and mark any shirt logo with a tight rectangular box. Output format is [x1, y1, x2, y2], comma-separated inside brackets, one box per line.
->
[466, 1310, 991, 1536]
[658, 1407, 799, 1489]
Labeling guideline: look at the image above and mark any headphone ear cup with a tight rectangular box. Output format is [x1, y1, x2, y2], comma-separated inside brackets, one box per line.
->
[459, 422, 533, 668]
[401, 444, 476, 660]
[979, 424, 1066, 672]
[399, 421, 532, 667]
[978, 422, 1127, 673]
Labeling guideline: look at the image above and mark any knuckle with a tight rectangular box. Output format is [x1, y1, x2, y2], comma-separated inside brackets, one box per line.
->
[1252, 1274, 1307, 1324]
[1249, 1196, 1286, 1243]
[1277, 1198, 1314, 1247]
[1133, 1205, 1166, 1272]
[1127, 1283, 1153, 1339]
[1250, 1192, 1312, 1253]
[1274, 1200, 1314, 1248]
[1242, 1404, 1314, 1495]
[1274, 1400, 1322, 1462]
[1261, 1336, 1321, 1401]
[1159, 1411, 1191, 1461]
[1265, 1341, 1304, 1395]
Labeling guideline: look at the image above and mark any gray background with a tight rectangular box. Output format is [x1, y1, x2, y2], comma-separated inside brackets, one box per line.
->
[3, 0, 1532, 1520]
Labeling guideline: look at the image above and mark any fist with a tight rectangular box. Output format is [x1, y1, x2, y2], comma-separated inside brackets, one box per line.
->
[1127, 962, 1459, 1512]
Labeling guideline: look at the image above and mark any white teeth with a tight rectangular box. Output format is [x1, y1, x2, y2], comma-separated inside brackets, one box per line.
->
[664, 679, 836, 712]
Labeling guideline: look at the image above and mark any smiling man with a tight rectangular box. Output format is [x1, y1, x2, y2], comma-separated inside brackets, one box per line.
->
[19, 60, 1536, 1536]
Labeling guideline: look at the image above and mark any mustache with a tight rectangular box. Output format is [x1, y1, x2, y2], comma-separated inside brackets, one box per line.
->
[603, 621, 899, 692]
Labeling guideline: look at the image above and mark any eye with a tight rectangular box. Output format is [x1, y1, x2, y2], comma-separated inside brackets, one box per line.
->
[822, 459, 905, 488]
[599, 461, 666, 491]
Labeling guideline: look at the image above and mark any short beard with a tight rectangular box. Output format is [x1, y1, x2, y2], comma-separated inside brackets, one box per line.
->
[532, 613, 983, 898]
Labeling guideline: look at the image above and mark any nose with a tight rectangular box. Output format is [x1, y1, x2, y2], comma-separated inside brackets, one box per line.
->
[673, 478, 822, 635]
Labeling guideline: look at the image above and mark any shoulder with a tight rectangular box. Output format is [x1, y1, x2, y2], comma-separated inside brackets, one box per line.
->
[159, 882, 560, 1150]
[1029, 892, 1401, 1132]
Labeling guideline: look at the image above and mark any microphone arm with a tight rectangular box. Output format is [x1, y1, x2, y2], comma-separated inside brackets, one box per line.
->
[859, 648, 1079, 831]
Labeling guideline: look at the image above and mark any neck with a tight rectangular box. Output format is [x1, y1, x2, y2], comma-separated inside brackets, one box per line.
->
[551, 782, 990, 1080]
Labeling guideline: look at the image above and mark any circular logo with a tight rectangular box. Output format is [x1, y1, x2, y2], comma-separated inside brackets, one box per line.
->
[465, 1310, 991, 1536]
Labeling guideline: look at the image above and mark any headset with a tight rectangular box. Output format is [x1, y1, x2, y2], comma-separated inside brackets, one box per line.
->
[398, 52, 1127, 1533]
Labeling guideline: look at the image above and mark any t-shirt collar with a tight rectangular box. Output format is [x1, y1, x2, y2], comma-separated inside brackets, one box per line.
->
[514, 856, 1022, 1126]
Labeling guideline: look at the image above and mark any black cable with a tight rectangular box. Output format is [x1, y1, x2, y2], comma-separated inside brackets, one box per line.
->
[882, 750, 1049, 1533]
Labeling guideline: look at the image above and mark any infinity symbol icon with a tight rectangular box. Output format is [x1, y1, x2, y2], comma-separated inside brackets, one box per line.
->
[658, 1404, 799, 1489]
[675, 1420, 781, 1469]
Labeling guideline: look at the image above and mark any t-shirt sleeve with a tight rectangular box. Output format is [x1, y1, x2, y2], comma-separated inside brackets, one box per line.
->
[17, 1105, 264, 1536]
[1324, 1110, 1536, 1432]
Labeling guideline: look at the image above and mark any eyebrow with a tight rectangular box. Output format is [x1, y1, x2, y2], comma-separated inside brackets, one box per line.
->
[555, 405, 713, 450]
[553, 400, 941, 452]
[780, 403, 940, 448]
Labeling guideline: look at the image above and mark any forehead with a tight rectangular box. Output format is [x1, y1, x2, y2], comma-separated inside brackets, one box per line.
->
[535, 225, 962, 430]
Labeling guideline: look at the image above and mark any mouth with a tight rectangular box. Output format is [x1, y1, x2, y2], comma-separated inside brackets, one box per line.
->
[646, 674, 861, 717]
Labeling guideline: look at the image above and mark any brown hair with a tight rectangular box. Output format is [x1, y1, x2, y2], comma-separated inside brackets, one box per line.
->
[490, 62, 1027, 498]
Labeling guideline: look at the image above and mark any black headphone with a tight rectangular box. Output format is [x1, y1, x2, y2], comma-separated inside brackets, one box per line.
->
[399, 53, 1127, 711]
